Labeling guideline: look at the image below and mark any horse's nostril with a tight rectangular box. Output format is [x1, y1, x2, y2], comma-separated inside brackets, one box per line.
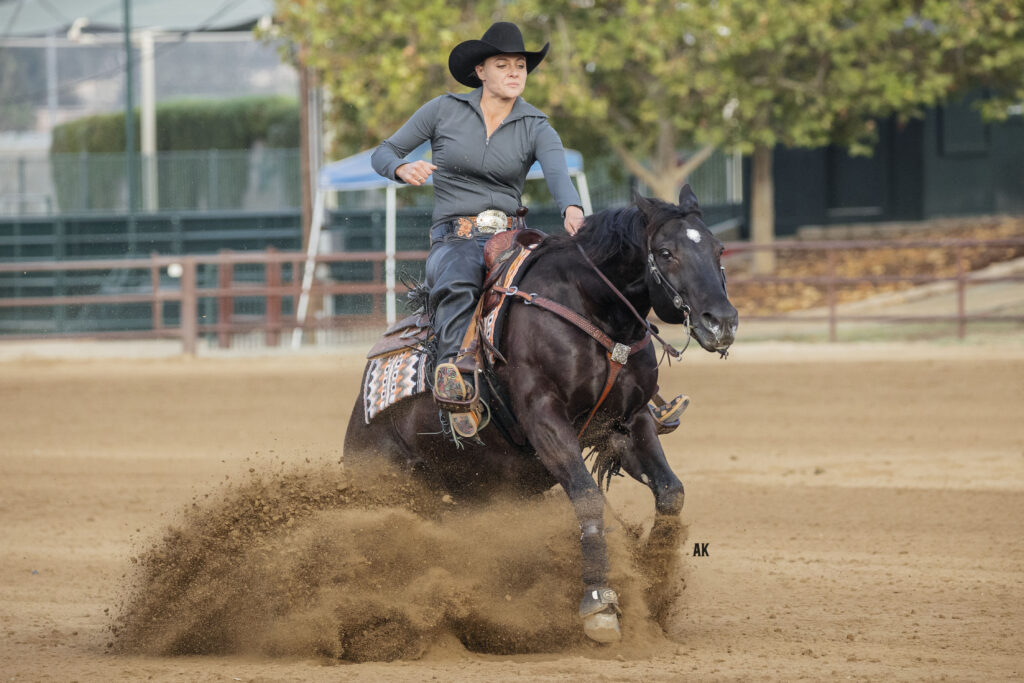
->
[701, 312, 722, 336]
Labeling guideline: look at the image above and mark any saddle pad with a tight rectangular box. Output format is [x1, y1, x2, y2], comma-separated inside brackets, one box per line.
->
[366, 312, 431, 359]
[363, 347, 429, 424]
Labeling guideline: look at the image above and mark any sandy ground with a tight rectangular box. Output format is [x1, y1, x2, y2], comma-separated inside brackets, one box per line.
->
[1, 341, 1023, 681]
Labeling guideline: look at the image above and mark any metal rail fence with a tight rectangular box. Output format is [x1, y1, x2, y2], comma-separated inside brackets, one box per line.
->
[1, 237, 1021, 353]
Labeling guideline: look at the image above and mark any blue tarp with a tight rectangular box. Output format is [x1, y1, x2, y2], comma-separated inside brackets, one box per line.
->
[318, 143, 585, 191]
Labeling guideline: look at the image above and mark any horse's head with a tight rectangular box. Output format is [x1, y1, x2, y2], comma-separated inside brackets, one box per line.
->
[636, 185, 738, 353]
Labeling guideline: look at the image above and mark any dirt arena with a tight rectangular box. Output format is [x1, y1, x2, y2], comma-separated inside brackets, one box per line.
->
[1, 341, 1022, 681]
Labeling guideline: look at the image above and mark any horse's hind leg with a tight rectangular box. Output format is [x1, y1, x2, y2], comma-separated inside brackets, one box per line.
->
[343, 391, 414, 472]
[515, 393, 622, 643]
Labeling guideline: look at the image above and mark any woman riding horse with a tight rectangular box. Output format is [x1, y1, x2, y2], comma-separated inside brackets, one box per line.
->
[370, 22, 585, 438]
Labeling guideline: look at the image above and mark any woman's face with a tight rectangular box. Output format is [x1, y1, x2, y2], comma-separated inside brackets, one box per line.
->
[475, 53, 527, 99]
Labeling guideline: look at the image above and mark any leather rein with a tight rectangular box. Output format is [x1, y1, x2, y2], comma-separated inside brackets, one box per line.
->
[489, 242, 691, 440]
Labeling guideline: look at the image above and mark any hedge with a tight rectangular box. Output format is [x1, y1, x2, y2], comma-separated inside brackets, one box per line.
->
[49, 96, 299, 211]
[50, 95, 300, 154]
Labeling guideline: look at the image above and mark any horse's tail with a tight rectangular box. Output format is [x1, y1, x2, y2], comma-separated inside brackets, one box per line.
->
[584, 443, 624, 491]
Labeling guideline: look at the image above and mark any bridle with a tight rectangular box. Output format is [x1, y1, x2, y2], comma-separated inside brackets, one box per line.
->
[575, 243, 687, 363]
[575, 217, 730, 363]
[646, 249, 691, 319]
[645, 221, 729, 310]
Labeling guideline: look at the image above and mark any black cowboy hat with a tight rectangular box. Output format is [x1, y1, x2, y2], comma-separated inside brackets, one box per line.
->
[448, 22, 549, 89]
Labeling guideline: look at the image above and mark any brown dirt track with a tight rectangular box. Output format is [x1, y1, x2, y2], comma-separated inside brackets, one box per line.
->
[1, 341, 1022, 681]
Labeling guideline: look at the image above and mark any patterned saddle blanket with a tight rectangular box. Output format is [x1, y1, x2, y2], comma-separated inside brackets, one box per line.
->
[361, 231, 543, 425]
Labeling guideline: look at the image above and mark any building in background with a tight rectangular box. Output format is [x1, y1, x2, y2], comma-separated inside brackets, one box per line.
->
[758, 97, 1024, 236]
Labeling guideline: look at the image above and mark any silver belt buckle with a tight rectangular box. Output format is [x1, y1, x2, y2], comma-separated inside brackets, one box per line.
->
[475, 209, 508, 233]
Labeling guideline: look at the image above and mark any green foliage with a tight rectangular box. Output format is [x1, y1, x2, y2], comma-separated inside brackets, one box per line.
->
[272, 0, 498, 158]
[49, 95, 299, 155]
[501, 0, 1024, 199]
[273, 1, 1024, 202]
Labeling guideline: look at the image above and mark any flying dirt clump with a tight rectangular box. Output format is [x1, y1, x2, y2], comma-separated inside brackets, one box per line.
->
[113, 462, 683, 661]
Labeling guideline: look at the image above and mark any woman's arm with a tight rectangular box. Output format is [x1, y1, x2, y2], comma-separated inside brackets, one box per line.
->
[534, 121, 584, 234]
[371, 96, 442, 182]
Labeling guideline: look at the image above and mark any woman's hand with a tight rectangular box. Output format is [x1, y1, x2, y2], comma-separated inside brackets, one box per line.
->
[395, 161, 438, 186]
[564, 205, 584, 235]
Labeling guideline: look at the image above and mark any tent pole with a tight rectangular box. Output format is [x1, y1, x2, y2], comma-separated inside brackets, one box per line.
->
[385, 183, 397, 324]
[575, 172, 593, 215]
[291, 191, 325, 349]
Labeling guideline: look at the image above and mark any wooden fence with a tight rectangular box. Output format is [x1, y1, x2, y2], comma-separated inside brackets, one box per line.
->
[1, 237, 1022, 353]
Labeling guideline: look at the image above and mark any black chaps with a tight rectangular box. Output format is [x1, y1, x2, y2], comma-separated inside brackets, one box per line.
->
[425, 229, 490, 363]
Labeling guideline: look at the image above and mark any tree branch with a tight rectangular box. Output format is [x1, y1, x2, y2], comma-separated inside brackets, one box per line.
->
[751, 75, 819, 93]
[609, 141, 659, 190]
[669, 144, 716, 187]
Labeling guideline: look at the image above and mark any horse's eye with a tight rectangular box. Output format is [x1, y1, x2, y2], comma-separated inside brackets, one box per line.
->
[658, 248, 672, 260]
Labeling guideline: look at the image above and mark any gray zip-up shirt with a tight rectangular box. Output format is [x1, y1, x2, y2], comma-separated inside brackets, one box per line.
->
[371, 88, 582, 228]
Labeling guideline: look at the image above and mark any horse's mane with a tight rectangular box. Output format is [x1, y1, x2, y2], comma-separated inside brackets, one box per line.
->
[551, 199, 701, 267]
[567, 206, 645, 267]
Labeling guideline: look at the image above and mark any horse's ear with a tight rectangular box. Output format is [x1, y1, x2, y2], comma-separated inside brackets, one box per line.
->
[633, 191, 656, 217]
[678, 184, 700, 213]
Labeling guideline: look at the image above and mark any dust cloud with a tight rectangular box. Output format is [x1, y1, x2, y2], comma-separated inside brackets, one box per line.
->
[113, 461, 684, 662]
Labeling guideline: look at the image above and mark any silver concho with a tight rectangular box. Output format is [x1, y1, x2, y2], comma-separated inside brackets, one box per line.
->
[475, 209, 508, 233]
[611, 343, 630, 364]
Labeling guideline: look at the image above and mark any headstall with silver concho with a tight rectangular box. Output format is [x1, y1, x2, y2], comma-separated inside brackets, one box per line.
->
[645, 234, 728, 320]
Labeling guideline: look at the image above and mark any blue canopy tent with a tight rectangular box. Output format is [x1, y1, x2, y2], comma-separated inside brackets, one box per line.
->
[293, 144, 591, 347]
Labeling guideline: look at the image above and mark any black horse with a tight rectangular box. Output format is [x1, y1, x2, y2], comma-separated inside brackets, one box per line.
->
[344, 185, 738, 642]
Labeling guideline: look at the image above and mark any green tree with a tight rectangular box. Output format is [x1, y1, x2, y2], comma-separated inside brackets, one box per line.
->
[507, 0, 1023, 271]
[273, 0, 497, 156]
[275, 1, 1024, 271]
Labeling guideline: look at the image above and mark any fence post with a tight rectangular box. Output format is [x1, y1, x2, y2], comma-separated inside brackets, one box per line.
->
[78, 152, 88, 211]
[151, 252, 162, 333]
[17, 156, 26, 215]
[208, 149, 218, 210]
[217, 249, 233, 348]
[373, 260, 383, 316]
[266, 247, 281, 347]
[956, 248, 967, 339]
[180, 258, 197, 356]
[291, 257, 302, 332]
[827, 250, 838, 343]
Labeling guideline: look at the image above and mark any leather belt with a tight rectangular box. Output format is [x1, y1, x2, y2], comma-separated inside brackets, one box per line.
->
[453, 209, 523, 236]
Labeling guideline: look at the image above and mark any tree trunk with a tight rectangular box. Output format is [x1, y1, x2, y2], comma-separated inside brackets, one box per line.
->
[751, 145, 776, 274]
[611, 142, 716, 204]
[650, 176, 680, 203]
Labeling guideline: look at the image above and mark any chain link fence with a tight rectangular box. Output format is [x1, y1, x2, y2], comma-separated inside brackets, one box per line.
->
[0, 147, 301, 215]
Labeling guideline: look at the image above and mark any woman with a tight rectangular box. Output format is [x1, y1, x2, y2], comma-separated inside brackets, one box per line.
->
[371, 22, 584, 438]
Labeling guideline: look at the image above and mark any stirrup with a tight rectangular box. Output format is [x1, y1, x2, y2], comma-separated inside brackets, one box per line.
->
[649, 394, 689, 435]
[434, 363, 483, 438]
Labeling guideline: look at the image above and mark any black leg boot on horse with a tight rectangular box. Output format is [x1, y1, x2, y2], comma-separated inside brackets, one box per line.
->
[427, 234, 488, 439]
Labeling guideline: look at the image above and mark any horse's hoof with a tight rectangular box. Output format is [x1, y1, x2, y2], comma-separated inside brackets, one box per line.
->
[583, 609, 622, 643]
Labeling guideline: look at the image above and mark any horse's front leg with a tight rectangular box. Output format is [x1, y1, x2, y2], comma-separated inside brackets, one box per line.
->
[614, 410, 685, 515]
[608, 411, 687, 625]
[517, 392, 623, 643]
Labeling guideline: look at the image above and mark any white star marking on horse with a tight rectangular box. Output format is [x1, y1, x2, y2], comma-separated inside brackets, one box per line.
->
[687, 228, 701, 243]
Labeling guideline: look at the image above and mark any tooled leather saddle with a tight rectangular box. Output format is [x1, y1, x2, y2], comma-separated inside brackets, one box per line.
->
[361, 229, 546, 430]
